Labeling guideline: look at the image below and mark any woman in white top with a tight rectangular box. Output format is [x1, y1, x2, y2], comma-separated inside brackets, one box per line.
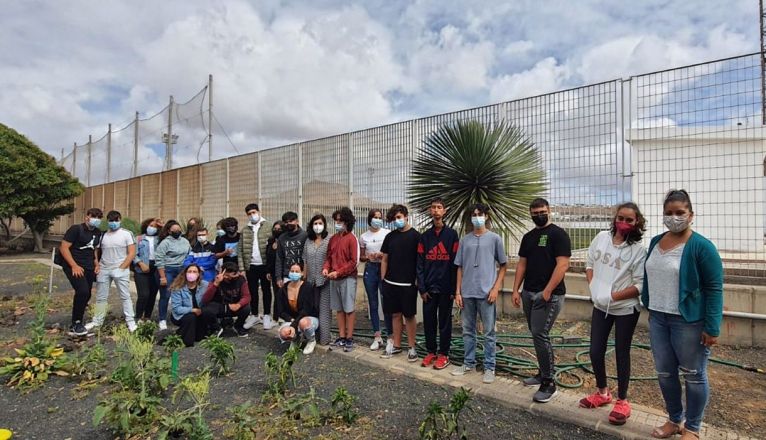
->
[579, 202, 646, 427]
[359, 209, 391, 350]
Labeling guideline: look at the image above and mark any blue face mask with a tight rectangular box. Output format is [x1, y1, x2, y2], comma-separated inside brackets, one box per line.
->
[334, 223, 344, 232]
[146, 226, 158, 236]
[288, 272, 302, 282]
[216, 229, 225, 237]
[88, 218, 101, 228]
[394, 218, 406, 229]
[370, 218, 384, 229]
[108, 221, 121, 230]
[471, 216, 486, 228]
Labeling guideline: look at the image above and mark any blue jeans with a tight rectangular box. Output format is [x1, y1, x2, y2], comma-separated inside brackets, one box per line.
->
[159, 265, 182, 321]
[649, 311, 710, 433]
[461, 297, 496, 371]
[299, 316, 320, 341]
[363, 263, 392, 335]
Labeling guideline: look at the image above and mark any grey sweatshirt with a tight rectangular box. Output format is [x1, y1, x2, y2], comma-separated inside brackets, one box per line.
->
[155, 236, 191, 268]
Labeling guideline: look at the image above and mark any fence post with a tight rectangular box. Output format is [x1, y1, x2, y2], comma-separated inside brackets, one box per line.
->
[347, 134, 353, 211]
[225, 158, 230, 217]
[107, 123, 112, 183]
[165, 95, 175, 170]
[208, 74, 213, 162]
[298, 144, 303, 223]
[72, 142, 77, 177]
[87, 135, 92, 187]
[133, 111, 139, 177]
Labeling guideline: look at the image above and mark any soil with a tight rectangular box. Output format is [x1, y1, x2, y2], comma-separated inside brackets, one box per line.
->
[0, 260, 612, 439]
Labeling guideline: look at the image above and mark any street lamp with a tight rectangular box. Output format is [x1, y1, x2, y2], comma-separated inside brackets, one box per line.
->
[163, 133, 178, 170]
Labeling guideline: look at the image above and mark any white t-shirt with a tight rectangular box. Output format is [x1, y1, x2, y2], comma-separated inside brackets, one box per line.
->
[147, 236, 156, 260]
[360, 228, 390, 263]
[645, 243, 685, 315]
[586, 231, 646, 316]
[251, 222, 264, 265]
[100, 229, 135, 270]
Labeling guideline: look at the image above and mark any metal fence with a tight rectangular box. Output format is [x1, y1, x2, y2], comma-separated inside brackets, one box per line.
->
[31, 53, 766, 278]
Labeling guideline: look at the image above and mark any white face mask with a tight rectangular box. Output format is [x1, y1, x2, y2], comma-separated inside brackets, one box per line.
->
[663, 215, 690, 233]
[250, 214, 261, 224]
[313, 224, 325, 234]
[197, 235, 208, 243]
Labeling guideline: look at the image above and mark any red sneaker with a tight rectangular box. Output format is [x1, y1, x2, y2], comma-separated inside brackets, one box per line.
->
[421, 353, 437, 367]
[433, 354, 451, 370]
[578, 390, 613, 408]
[609, 399, 631, 425]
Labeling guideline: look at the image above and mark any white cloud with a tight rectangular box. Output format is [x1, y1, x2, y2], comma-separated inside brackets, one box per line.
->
[489, 57, 570, 103]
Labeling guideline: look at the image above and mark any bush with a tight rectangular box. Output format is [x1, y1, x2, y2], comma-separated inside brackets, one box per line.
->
[263, 345, 300, 401]
[418, 387, 473, 440]
[200, 335, 236, 376]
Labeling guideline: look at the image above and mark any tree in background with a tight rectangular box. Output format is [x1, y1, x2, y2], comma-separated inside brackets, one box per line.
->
[408, 120, 546, 237]
[0, 123, 83, 252]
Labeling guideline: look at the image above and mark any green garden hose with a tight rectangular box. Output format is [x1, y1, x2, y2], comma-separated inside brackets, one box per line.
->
[335, 328, 765, 388]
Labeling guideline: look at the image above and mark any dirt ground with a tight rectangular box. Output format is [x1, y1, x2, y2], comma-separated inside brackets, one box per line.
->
[0, 260, 612, 440]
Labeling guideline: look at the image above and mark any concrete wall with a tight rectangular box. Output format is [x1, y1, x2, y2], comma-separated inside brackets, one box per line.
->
[354, 268, 766, 347]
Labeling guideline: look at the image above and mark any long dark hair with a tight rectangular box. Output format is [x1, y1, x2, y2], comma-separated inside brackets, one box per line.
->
[159, 220, 180, 242]
[307, 214, 328, 240]
[610, 202, 646, 245]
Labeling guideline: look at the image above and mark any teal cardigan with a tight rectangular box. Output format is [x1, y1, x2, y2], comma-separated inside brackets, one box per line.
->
[641, 231, 724, 336]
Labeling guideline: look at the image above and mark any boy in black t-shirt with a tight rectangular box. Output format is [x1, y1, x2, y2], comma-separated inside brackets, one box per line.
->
[380, 204, 421, 362]
[58, 208, 104, 336]
[512, 198, 571, 404]
[214, 217, 240, 266]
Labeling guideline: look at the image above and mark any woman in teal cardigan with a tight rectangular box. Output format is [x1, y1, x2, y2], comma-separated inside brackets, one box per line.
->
[642, 190, 723, 440]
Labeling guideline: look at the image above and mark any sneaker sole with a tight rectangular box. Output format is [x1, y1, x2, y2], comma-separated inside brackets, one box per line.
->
[533, 390, 558, 403]
[608, 413, 630, 426]
[433, 362, 451, 370]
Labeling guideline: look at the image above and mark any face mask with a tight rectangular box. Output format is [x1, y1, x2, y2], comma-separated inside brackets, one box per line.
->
[146, 226, 158, 236]
[393, 218, 406, 229]
[288, 272, 302, 282]
[614, 221, 634, 237]
[370, 218, 384, 229]
[197, 235, 208, 243]
[663, 215, 690, 233]
[532, 214, 548, 227]
[334, 223, 344, 232]
[225, 226, 237, 234]
[88, 218, 101, 228]
[250, 214, 260, 224]
[108, 221, 121, 230]
[471, 216, 486, 228]
[285, 223, 297, 232]
[272, 229, 282, 237]
[313, 224, 325, 234]
[171, 231, 182, 239]
[186, 272, 199, 282]
[216, 229, 225, 237]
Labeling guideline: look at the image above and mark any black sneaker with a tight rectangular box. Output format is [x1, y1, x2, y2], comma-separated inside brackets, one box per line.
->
[533, 380, 557, 403]
[523, 374, 542, 386]
[332, 337, 346, 347]
[234, 327, 249, 338]
[68, 321, 88, 336]
[343, 338, 354, 352]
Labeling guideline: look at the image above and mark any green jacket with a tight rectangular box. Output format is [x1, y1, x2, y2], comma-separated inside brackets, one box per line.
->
[641, 231, 724, 336]
[237, 219, 270, 271]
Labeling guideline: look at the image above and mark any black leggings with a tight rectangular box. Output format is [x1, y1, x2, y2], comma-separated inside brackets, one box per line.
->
[134, 266, 160, 320]
[589, 307, 640, 400]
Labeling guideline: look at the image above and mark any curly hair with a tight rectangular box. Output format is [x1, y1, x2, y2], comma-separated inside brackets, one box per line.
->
[610, 202, 646, 245]
[332, 207, 356, 232]
[386, 204, 408, 222]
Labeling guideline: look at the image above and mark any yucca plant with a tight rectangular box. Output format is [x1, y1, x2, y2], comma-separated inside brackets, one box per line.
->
[408, 120, 546, 236]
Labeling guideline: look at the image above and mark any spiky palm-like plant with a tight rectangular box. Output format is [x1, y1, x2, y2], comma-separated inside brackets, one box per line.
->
[408, 120, 546, 236]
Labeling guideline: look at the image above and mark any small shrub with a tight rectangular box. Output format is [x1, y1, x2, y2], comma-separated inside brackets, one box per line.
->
[200, 335, 236, 375]
[263, 345, 300, 401]
[162, 333, 185, 354]
[159, 371, 213, 440]
[223, 401, 260, 440]
[418, 387, 472, 440]
[134, 320, 159, 343]
[329, 386, 359, 425]
[93, 389, 163, 436]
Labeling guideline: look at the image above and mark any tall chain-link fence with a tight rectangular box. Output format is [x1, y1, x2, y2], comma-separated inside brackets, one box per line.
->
[41, 53, 766, 278]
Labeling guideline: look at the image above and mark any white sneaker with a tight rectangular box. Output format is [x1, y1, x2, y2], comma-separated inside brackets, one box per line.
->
[243, 315, 260, 330]
[84, 322, 99, 331]
[262, 315, 275, 330]
[158, 320, 167, 331]
[303, 339, 317, 354]
[277, 318, 285, 325]
[369, 337, 384, 351]
[127, 321, 138, 333]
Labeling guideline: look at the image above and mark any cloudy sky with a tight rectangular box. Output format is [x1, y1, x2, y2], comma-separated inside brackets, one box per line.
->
[0, 0, 759, 162]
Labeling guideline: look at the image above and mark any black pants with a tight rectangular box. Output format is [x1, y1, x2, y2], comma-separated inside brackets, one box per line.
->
[134, 265, 160, 320]
[63, 266, 96, 325]
[246, 264, 272, 316]
[422, 291, 453, 355]
[172, 313, 208, 347]
[522, 290, 564, 381]
[589, 307, 640, 400]
[201, 302, 251, 330]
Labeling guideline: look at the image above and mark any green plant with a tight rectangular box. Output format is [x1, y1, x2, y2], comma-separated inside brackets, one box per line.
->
[162, 333, 185, 354]
[134, 319, 159, 343]
[93, 389, 163, 436]
[223, 401, 260, 440]
[329, 386, 358, 425]
[200, 335, 236, 375]
[408, 120, 546, 235]
[263, 345, 300, 400]
[418, 387, 473, 440]
[282, 387, 323, 425]
[0, 283, 69, 391]
[158, 371, 213, 440]
[110, 326, 172, 395]
[67, 335, 107, 379]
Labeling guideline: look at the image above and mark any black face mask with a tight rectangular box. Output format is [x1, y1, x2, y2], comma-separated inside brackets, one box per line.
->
[225, 226, 237, 235]
[272, 229, 282, 237]
[170, 231, 182, 239]
[531, 214, 548, 227]
[285, 224, 297, 232]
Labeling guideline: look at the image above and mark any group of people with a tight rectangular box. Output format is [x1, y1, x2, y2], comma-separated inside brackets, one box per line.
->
[57, 189, 722, 440]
